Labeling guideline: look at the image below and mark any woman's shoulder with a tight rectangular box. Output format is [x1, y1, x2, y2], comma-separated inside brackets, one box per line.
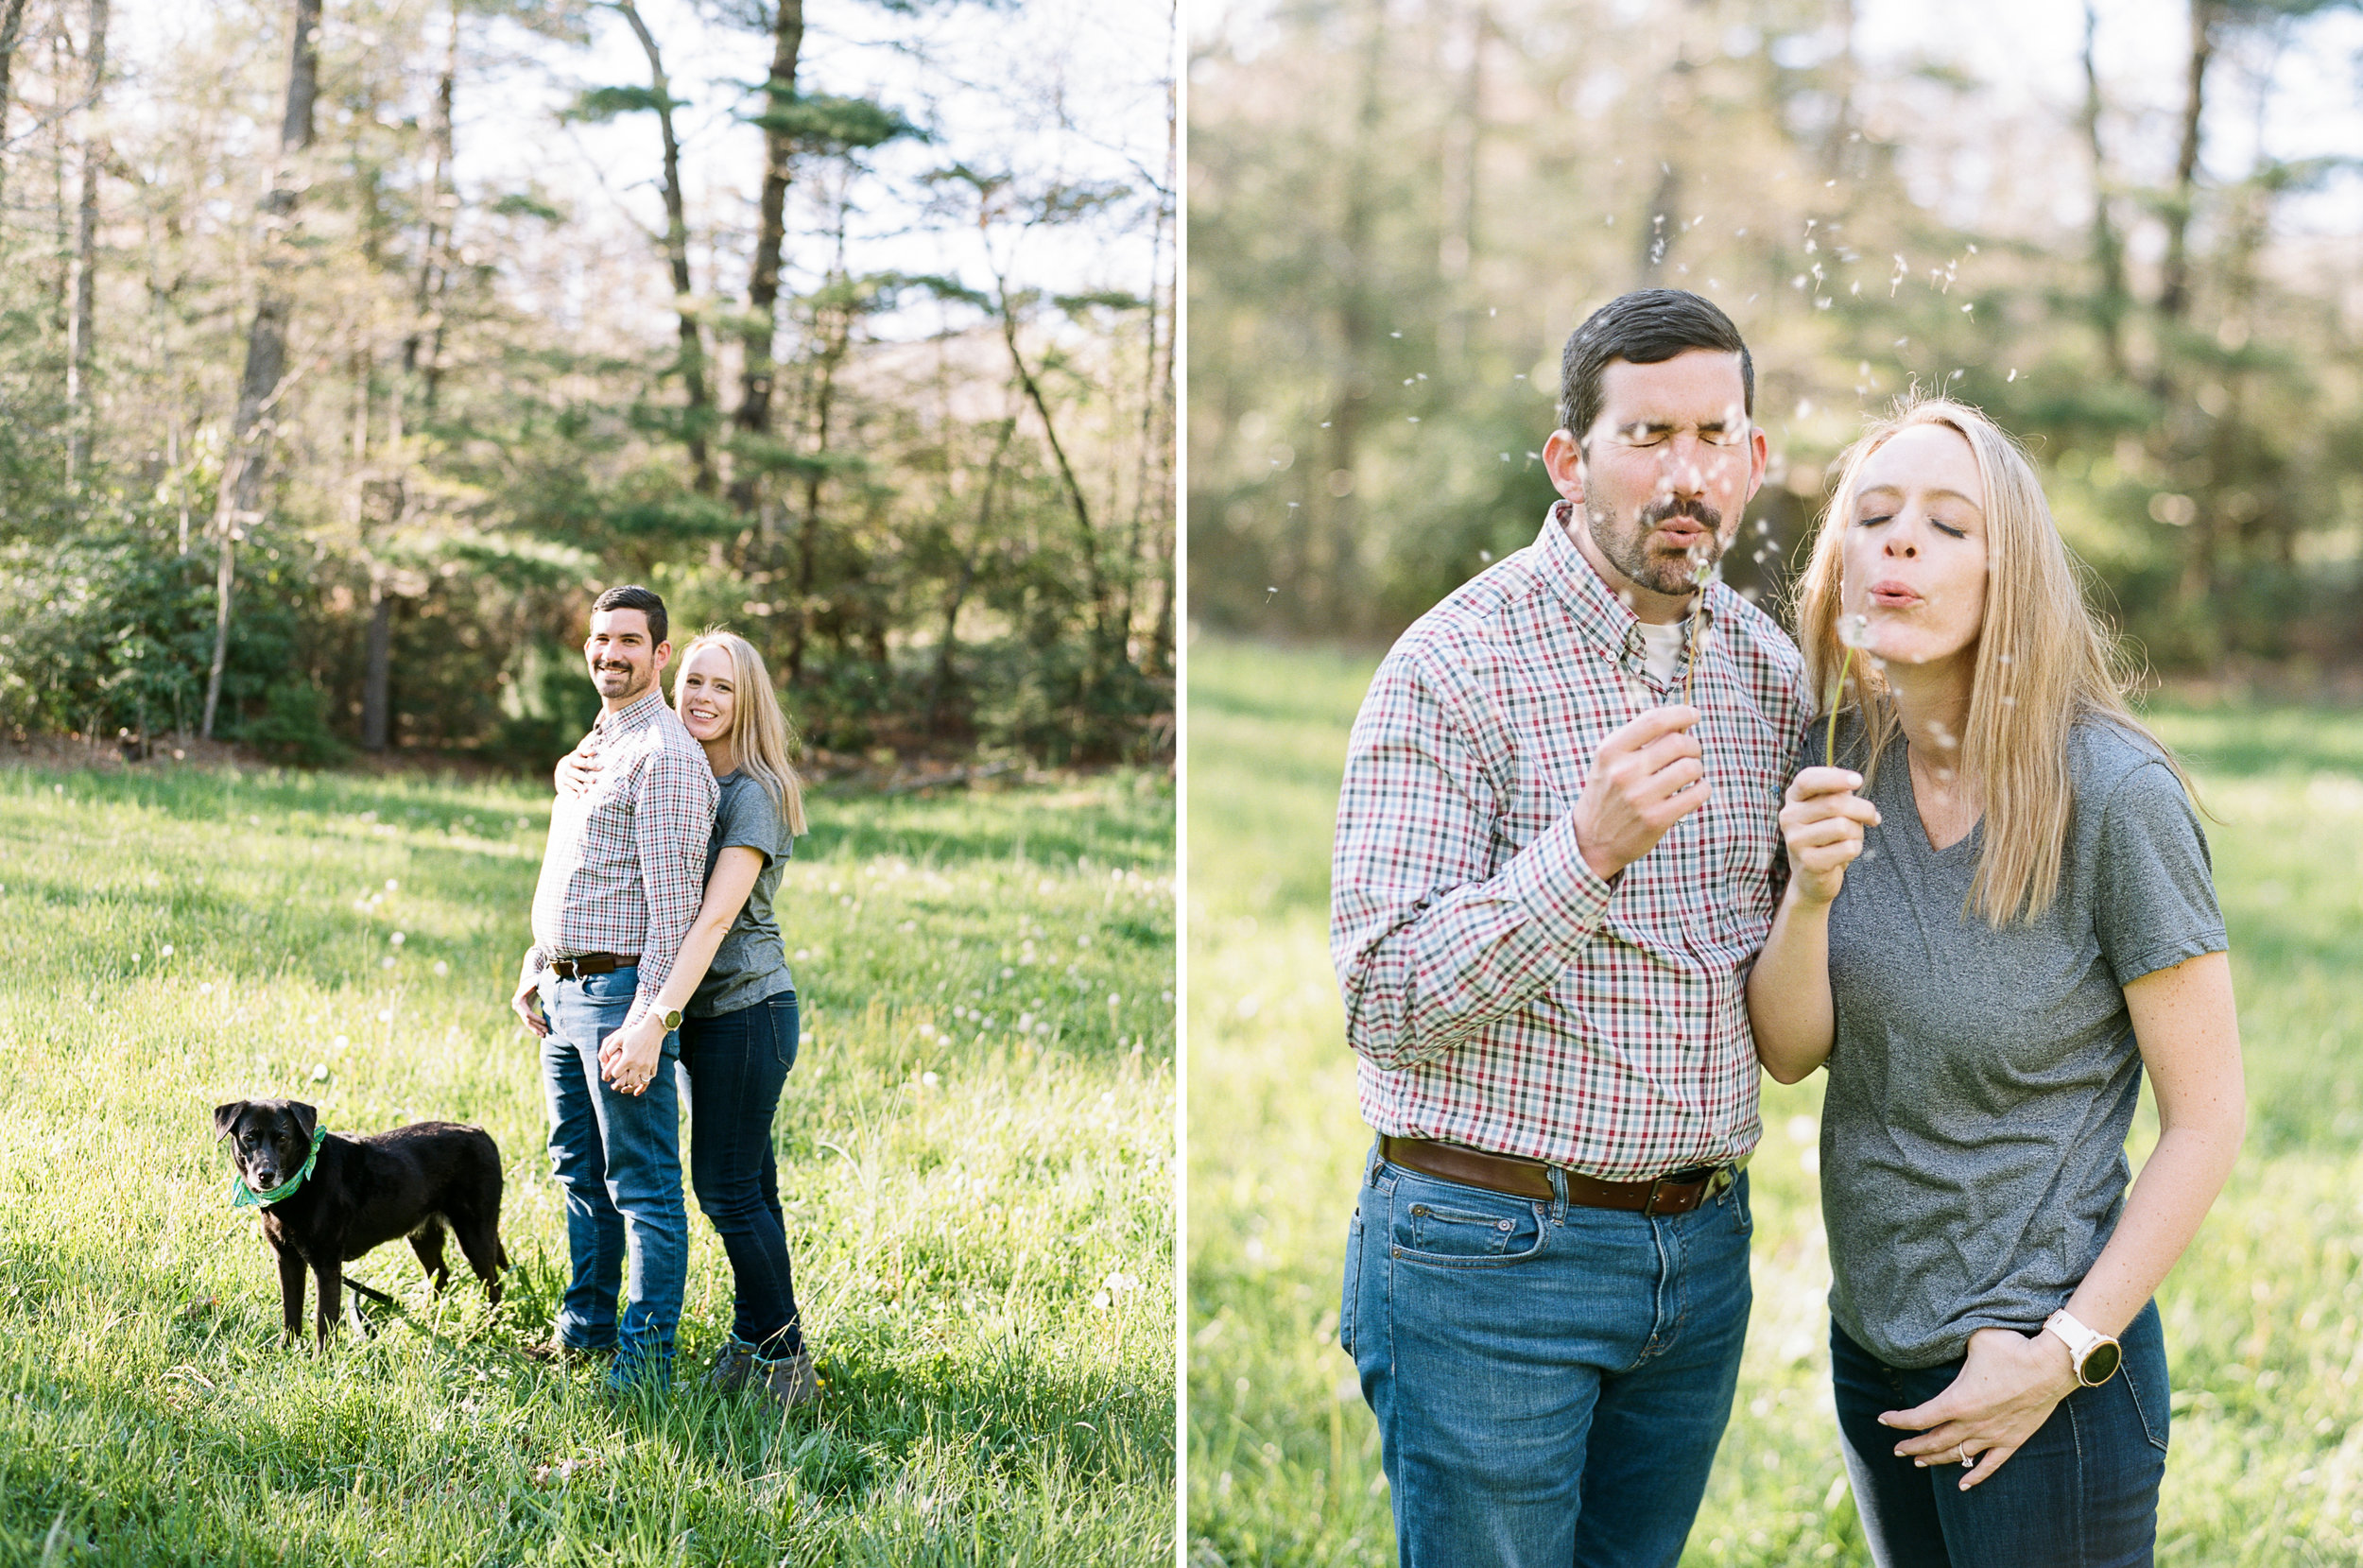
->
[2065, 713, 2182, 801]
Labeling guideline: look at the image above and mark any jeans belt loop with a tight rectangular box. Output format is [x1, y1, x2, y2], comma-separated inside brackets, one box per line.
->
[1545, 1163, 1568, 1226]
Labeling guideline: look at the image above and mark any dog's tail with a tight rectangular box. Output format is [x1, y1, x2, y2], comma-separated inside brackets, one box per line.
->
[341, 1275, 398, 1306]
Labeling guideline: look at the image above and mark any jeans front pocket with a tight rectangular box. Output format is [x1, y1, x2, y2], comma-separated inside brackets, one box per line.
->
[2116, 1301, 2170, 1454]
[1387, 1171, 1545, 1268]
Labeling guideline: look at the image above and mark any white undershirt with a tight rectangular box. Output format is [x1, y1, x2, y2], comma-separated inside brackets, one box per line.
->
[1634, 620, 1685, 686]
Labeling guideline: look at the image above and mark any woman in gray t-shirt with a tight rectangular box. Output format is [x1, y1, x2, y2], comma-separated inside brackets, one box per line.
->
[564, 629, 816, 1411]
[1747, 398, 2243, 1566]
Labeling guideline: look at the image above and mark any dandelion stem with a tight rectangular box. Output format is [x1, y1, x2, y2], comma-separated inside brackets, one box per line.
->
[1824, 645, 1855, 768]
[1683, 563, 1712, 706]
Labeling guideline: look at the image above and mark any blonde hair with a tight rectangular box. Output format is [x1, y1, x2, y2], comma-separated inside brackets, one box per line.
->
[672, 629, 808, 837]
[1792, 394, 2190, 925]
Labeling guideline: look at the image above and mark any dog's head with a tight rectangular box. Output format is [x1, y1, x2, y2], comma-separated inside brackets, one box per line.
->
[213, 1099, 320, 1195]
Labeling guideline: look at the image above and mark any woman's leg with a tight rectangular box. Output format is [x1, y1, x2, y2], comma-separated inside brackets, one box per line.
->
[1925, 1301, 2169, 1568]
[681, 992, 802, 1356]
[1831, 1318, 1957, 1568]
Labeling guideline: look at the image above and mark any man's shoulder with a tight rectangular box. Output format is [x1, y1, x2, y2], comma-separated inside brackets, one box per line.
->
[1710, 584, 1804, 676]
[1385, 546, 1556, 680]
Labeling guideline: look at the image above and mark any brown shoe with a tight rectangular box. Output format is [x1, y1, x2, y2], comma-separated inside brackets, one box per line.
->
[707, 1338, 757, 1393]
[753, 1349, 819, 1410]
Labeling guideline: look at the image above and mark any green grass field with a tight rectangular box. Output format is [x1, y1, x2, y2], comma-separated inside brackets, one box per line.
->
[0, 762, 1176, 1566]
[1184, 635, 2363, 1567]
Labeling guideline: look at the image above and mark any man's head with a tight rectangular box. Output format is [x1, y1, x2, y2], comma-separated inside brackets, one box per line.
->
[1542, 290, 1768, 618]
[585, 584, 671, 708]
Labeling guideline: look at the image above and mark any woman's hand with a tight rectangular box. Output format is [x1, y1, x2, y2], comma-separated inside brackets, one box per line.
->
[555, 742, 604, 797]
[1781, 767, 1881, 905]
[1880, 1326, 2081, 1490]
[597, 1012, 668, 1095]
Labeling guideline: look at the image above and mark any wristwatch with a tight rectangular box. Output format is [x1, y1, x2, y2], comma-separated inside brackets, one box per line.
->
[2044, 1308, 2123, 1387]
[660, 1008, 683, 1031]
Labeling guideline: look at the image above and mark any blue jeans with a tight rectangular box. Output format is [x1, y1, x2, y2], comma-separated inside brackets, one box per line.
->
[678, 990, 803, 1356]
[1343, 1145, 1753, 1568]
[1832, 1302, 2169, 1568]
[540, 966, 688, 1387]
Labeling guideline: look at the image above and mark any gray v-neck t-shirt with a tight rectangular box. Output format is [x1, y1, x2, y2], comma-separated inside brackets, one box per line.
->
[1802, 713, 2225, 1368]
[689, 770, 797, 1019]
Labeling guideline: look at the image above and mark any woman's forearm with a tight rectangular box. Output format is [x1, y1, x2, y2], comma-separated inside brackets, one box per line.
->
[1748, 888, 1837, 1083]
[648, 909, 735, 1016]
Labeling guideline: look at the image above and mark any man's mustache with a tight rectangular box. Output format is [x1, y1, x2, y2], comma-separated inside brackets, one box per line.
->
[1642, 499, 1721, 533]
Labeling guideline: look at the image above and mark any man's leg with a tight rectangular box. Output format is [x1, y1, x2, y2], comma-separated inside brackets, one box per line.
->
[1567, 1172, 1754, 1568]
[542, 980, 623, 1352]
[573, 966, 689, 1390]
[1351, 1156, 1664, 1568]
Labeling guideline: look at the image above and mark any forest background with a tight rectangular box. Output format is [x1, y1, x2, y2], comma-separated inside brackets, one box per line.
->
[1189, 0, 2363, 667]
[0, 0, 1176, 771]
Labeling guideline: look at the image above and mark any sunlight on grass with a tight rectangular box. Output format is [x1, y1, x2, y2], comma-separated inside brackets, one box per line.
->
[0, 763, 1175, 1565]
[1185, 636, 2363, 1568]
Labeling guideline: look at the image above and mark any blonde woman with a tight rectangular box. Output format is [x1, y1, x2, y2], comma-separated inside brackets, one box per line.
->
[1747, 398, 2244, 1566]
[563, 629, 817, 1410]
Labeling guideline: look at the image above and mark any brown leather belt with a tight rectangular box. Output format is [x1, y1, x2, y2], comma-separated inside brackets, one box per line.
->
[1380, 1134, 1737, 1216]
[547, 953, 637, 979]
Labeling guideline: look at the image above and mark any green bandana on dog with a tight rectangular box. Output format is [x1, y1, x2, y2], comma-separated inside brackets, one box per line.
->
[229, 1125, 329, 1208]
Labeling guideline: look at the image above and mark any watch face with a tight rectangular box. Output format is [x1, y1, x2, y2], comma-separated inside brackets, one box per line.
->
[2082, 1339, 2122, 1386]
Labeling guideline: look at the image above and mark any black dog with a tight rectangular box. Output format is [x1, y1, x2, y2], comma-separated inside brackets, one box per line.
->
[214, 1098, 509, 1347]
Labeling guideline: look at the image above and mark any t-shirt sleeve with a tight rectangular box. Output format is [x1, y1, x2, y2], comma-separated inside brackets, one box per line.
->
[2093, 758, 2227, 987]
[717, 779, 784, 866]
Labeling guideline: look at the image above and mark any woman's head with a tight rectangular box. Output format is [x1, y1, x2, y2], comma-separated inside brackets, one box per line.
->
[671, 629, 808, 836]
[1794, 394, 2181, 922]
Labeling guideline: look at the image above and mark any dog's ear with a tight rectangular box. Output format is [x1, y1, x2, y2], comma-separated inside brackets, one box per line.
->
[213, 1102, 249, 1143]
[285, 1100, 319, 1145]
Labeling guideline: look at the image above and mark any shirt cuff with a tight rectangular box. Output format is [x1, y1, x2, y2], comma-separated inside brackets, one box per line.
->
[1498, 811, 1616, 953]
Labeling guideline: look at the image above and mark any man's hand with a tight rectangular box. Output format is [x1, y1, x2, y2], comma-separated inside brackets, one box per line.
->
[597, 1012, 669, 1096]
[1573, 705, 1710, 881]
[510, 966, 548, 1038]
[1880, 1326, 2081, 1490]
[555, 741, 603, 798]
[1780, 767, 1882, 906]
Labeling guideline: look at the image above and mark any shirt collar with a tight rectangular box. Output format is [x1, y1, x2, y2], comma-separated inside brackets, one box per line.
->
[1538, 500, 1716, 683]
[595, 686, 668, 738]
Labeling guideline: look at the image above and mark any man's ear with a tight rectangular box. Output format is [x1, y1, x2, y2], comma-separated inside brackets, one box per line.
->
[213, 1102, 249, 1143]
[285, 1101, 319, 1145]
[652, 640, 672, 677]
[1542, 428, 1586, 505]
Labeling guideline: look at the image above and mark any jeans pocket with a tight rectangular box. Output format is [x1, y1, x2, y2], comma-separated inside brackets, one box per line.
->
[1339, 1204, 1363, 1357]
[1388, 1175, 1545, 1267]
[2118, 1346, 2170, 1454]
[768, 993, 800, 1071]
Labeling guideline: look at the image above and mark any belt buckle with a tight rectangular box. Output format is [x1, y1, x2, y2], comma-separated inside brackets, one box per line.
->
[1643, 1175, 1681, 1215]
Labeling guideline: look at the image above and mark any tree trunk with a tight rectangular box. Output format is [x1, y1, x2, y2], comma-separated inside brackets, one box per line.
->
[361, 575, 395, 751]
[202, 0, 320, 741]
[727, 0, 804, 515]
[64, 0, 108, 488]
[401, 0, 459, 427]
[612, 0, 715, 494]
[2079, 0, 2129, 379]
[996, 288, 1110, 667]
[0, 0, 29, 213]
[1123, 18, 1176, 677]
[2159, 0, 2216, 323]
[932, 415, 1016, 724]
[786, 267, 853, 684]
[1305, 0, 1386, 634]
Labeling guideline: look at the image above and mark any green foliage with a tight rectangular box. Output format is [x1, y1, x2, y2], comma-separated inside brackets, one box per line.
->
[238, 679, 351, 767]
[1186, 637, 2363, 1566]
[0, 763, 1175, 1563]
[750, 92, 923, 152]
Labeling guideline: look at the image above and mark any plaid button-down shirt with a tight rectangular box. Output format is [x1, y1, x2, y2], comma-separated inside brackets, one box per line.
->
[1332, 502, 1813, 1179]
[528, 687, 718, 1028]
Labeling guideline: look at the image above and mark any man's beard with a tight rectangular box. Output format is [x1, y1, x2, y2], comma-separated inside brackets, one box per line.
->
[595, 660, 650, 701]
[1583, 496, 1726, 596]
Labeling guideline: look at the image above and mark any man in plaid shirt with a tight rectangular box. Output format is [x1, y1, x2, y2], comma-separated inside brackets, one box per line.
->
[1333, 290, 1812, 1566]
[510, 583, 717, 1390]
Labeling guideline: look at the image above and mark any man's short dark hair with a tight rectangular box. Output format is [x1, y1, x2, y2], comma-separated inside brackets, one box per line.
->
[593, 584, 668, 647]
[1557, 288, 1754, 444]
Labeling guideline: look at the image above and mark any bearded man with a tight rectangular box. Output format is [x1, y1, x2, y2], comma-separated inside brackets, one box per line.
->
[1330, 289, 1812, 1566]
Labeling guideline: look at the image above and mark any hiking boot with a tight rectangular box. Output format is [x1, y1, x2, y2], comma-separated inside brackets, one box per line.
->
[707, 1337, 758, 1393]
[753, 1349, 819, 1411]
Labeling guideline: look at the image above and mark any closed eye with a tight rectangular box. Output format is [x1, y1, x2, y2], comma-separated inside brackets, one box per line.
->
[1855, 513, 1892, 527]
[1931, 521, 1968, 539]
